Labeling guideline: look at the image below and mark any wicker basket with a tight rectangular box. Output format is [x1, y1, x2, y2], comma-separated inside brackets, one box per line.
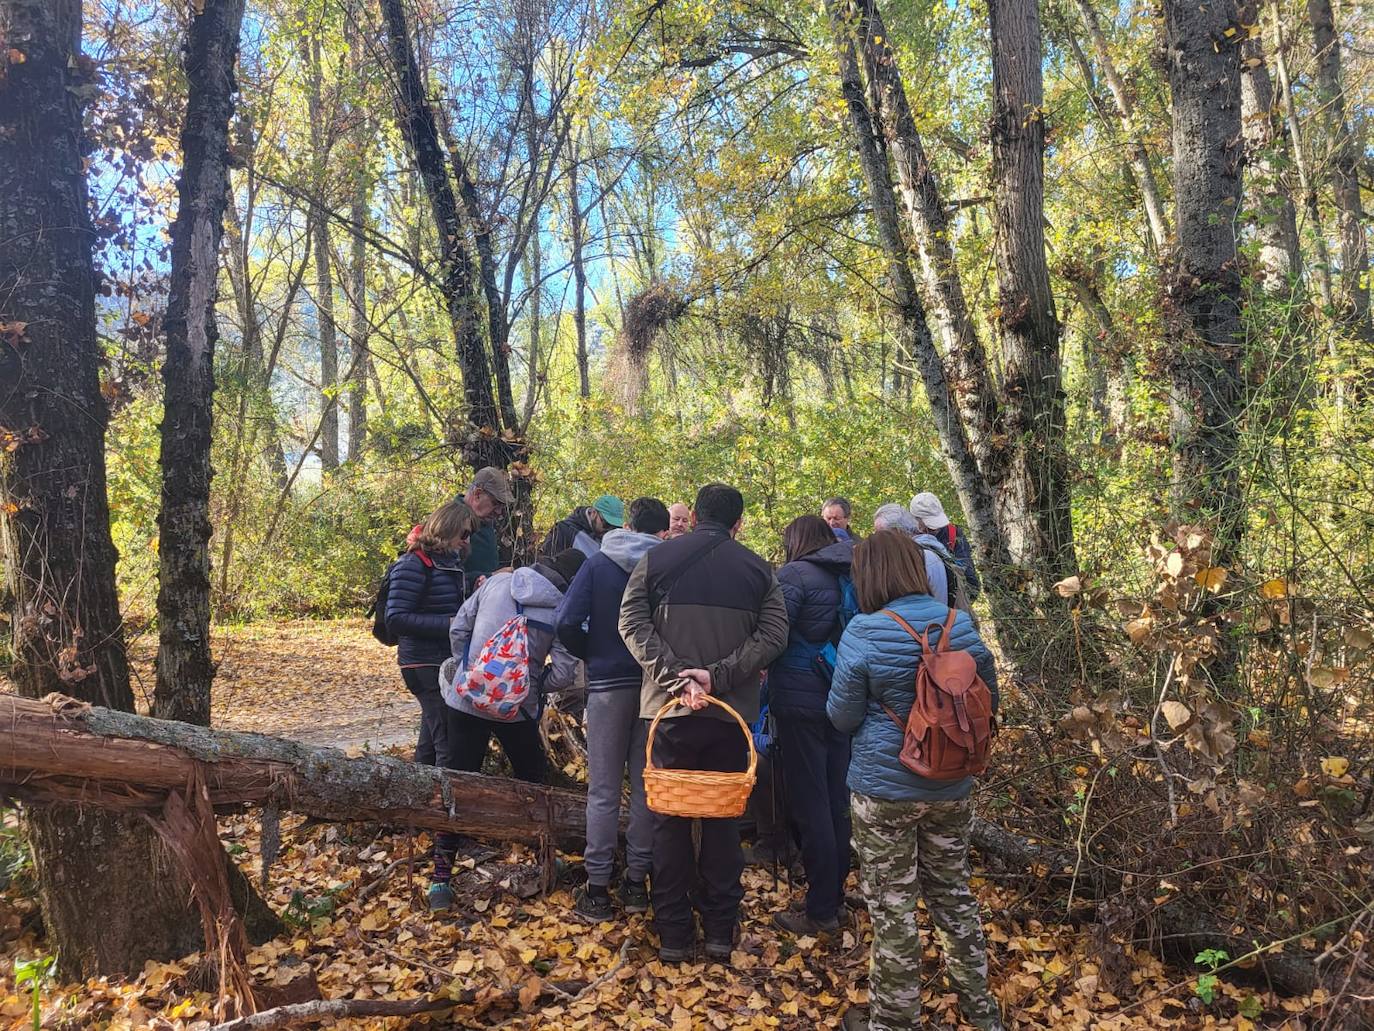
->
[643, 694, 758, 818]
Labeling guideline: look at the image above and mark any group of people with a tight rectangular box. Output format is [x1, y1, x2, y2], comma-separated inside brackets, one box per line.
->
[382, 472, 1002, 1031]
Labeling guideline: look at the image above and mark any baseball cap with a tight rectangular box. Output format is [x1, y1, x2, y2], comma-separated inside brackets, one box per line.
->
[908, 491, 950, 529]
[592, 494, 625, 528]
[472, 466, 514, 505]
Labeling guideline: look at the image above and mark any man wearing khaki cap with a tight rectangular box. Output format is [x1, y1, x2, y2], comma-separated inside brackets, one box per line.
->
[461, 467, 514, 581]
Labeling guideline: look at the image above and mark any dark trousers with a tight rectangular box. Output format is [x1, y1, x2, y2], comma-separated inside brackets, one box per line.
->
[444, 708, 548, 783]
[650, 715, 748, 949]
[775, 709, 852, 921]
[433, 709, 547, 883]
[402, 666, 447, 767]
[746, 751, 790, 855]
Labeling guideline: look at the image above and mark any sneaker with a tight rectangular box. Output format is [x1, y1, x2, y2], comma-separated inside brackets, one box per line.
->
[842, 1007, 869, 1031]
[620, 878, 650, 915]
[772, 909, 840, 935]
[573, 885, 614, 923]
[704, 936, 733, 962]
[426, 882, 454, 912]
[659, 942, 692, 963]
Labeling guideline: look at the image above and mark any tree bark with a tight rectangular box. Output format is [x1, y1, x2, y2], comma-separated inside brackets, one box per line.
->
[1161, 0, 1247, 559]
[1269, 2, 1334, 312]
[987, 0, 1076, 583]
[1069, 0, 1171, 253]
[828, 14, 1011, 577]
[838, 0, 1012, 578]
[1238, 33, 1302, 290]
[0, 0, 202, 976]
[305, 31, 340, 472]
[346, 172, 370, 462]
[155, 0, 247, 727]
[1306, 0, 1372, 341]
[378, 0, 506, 469]
[1062, 262, 1131, 439]
[568, 124, 591, 400]
[344, 9, 370, 462]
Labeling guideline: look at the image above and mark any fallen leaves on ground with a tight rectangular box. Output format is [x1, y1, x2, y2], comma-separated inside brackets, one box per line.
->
[0, 621, 1339, 1029]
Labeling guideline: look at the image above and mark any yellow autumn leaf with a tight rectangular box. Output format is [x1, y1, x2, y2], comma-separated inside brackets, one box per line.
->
[1259, 578, 1288, 599]
[1194, 566, 1227, 592]
[1320, 756, 1349, 778]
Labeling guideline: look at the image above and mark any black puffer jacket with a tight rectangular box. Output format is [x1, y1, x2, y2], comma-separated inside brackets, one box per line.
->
[768, 540, 853, 714]
[384, 549, 465, 665]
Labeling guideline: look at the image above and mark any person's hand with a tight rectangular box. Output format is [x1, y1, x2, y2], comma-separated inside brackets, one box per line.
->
[677, 668, 712, 710]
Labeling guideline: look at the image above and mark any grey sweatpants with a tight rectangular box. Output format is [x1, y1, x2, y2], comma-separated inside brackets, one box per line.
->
[584, 688, 653, 886]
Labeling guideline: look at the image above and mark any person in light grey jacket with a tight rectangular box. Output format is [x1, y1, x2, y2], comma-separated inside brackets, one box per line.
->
[441, 550, 585, 781]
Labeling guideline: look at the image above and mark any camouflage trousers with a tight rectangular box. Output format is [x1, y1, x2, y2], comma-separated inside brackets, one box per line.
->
[851, 792, 1002, 1031]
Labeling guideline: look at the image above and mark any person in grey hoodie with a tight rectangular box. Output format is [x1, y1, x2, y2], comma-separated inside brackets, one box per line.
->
[427, 549, 585, 911]
[872, 503, 971, 613]
[555, 497, 671, 922]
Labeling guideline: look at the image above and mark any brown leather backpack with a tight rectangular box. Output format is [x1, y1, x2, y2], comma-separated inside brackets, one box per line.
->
[880, 608, 994, 780]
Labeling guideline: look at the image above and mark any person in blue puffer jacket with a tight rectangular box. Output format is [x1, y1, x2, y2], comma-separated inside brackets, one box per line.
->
[767, 515, 853, 936]
[385, 500, 475, 769]
[827, 529, 1003, 1031]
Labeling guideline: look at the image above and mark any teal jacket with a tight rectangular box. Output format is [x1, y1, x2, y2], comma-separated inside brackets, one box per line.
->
[827, 592, 998, 802]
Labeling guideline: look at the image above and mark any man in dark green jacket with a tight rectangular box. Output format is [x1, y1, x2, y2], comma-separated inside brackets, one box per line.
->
[618, 483, 788, 964]
[459, 466, 513, 584]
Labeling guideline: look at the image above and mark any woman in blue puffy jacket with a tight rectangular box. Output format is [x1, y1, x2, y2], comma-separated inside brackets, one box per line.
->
[385, 500, 475, 770]
[768, 515, 853, 935]
[827, 530, 1003, 1031]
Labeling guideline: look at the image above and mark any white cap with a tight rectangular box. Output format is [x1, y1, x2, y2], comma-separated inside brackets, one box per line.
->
[908, 492, 950, 530]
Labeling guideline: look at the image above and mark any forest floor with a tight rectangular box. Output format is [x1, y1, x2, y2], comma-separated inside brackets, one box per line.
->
[0, 620, 1333, 1030]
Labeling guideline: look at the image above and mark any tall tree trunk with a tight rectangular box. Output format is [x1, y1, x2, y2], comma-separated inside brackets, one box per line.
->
[154, 0, 247, 726]
[1306, 0, 1372, 340]
[379, 0, 501, 460]
[828, 15, 1012, 577]
[0, 0, 202, 975]
[305, 31, 339, 471]
[522, 208, 543, 424]
[567, 126, 591, 400]
[987, 0, 1076, 582]
[1070, 0, 1172, 253]
[347, 174, 370, 461]
[1239, 33, 1302, 290]
[1270, 2, 1334, 312]
[1062, 260, 1131, 439]
[345, 12, 370, 462]
[841, 0, 1010, 542]
[1161, 0, 1247, 559]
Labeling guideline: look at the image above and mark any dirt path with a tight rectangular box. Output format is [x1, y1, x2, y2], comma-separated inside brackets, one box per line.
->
[120, 618, 420, 752]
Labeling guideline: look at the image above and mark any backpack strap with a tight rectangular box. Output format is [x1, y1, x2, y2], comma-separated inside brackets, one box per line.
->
[929, 608, 957, 653]
[648, 533, 730, 611]
[946, 525, 957, 551]
[881, 608, 922, 643]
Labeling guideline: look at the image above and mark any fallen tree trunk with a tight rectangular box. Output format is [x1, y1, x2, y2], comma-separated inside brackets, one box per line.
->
[0, 694, 585, 846]
[0, 693, 1343, 1003]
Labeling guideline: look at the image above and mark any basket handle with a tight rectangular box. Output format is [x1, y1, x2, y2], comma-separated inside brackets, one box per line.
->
[644, 691, 759, 781]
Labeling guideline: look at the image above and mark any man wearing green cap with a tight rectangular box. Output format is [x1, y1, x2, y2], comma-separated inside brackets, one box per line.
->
[539, 495, 623, 558]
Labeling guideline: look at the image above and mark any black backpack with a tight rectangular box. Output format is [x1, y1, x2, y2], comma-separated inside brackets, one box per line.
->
[367, 552, 433, 647]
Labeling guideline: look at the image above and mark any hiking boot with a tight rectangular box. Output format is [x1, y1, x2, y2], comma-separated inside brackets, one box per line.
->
[619, 877, 650, 915]
[426, 882, 454, 913]
[704, 936, 733, 962]
[842, 1006, 869, 1031]
[773, 909, 840, 935]
[658, 942, 692, 963]
[573, 885, 614, 923]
